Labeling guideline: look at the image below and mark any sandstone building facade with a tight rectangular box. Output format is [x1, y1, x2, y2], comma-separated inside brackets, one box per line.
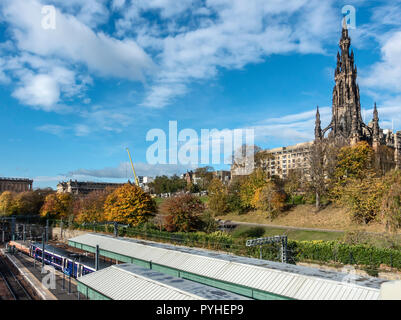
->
[57, 180, 124, 195]
[0, 177, 33, 193]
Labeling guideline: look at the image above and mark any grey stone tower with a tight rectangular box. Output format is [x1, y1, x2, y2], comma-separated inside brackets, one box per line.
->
[316, 18, 372, 145]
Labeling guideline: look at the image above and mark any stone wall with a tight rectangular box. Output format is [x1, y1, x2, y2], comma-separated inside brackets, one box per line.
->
[51, 227, 88, 243]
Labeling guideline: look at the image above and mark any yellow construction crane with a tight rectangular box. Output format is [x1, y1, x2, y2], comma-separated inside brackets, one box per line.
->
[126, 148, 140, 187]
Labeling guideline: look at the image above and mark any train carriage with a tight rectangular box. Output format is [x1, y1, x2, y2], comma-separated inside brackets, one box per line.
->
[9, 240, 108, 278]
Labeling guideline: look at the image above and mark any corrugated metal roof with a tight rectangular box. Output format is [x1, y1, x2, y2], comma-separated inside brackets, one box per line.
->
[69, 233, 384, 300]
[78, 263, 250, 300]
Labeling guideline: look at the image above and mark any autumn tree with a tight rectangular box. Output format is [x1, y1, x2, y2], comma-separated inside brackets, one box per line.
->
[333, 141, 375, 183]
[161, 194, 205, 232]
[374, 145, 395, 176]
[239, 168, 268, 209]
[104, 184, 156, 226]
[13, 189, 53, 216]
[207, 178, 229, 215]
[40, 193, 74, 219]
[74, 188, 114, 223]
[340, 174, 384, 224]
[227, 176, 246, 213]
[284, 169, 303, 204]
[252, 181, 286, 220]
[308, 137, 347, 210]
[0, 191, 16, 216]
[308, 140, 326, 210]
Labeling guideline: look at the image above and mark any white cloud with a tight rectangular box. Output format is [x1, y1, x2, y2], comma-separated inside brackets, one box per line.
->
[2, 0, 154, 81]
[36, 124, 69, 136]
[13, 74, 60, 109]
[131, 0, 339, 108]
[111, 0, 126, 11]
[250, 107, 331, 145]
[361, 31, 401, 92]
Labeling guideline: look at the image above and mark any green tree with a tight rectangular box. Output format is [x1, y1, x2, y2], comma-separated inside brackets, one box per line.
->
[149, 175, 186, 194]
[194, 166, 214, 191]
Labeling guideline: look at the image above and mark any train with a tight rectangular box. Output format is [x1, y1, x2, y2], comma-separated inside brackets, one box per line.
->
[7, 240, 109, 278]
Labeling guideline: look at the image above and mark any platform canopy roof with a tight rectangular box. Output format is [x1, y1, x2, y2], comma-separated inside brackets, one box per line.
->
[77, 263, 250, 300]
[69, 233, 385, 300]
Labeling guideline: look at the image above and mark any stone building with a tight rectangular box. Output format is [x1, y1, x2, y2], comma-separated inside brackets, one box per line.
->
[213, 170, 231, 183]
[260, 142, 312, 179]
[232, 19, 401, 179]
[57, 180, 125, 195]
[0, 177, 33, 193]
[315, 19, 401, 168]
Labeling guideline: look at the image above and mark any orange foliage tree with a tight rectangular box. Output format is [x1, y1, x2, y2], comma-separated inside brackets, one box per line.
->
[161, 194, 205, 232]
[40, 193, 73, 219]
[74, 188, 115, 223]
[0, 191, 16, 216]
[252, 181, 286, 220]
[103, 184, 156, 226]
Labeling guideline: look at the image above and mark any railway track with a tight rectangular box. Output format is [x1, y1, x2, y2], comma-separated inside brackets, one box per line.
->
[0, 254, 33, 300]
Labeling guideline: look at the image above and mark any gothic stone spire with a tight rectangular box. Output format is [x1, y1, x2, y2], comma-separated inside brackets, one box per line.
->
[315, 106, 322, 140]
[327, 17, 365, 144]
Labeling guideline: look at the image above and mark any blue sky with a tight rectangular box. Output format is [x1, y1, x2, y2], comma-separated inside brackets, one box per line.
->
[1, 0, 401, 189]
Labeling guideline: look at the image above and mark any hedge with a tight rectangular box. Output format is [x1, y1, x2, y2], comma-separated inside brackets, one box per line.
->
[288, 240, 401, 269]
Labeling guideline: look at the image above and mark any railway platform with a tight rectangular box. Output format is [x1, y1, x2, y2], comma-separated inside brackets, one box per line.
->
[1, 248, 84, 300]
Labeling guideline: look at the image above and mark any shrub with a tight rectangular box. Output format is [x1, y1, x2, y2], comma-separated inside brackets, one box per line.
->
[200, 211, 219, 233]
[233, 226, 265, 238]
[161, 194, 205, 232]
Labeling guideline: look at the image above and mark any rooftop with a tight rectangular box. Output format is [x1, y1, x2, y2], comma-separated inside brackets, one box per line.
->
[78, 263, 250, 300]
[69, 233, 386, 300]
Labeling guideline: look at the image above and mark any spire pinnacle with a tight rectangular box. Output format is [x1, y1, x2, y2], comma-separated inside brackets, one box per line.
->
[315, 106, 322, 140]
[342, 17, 347, 30]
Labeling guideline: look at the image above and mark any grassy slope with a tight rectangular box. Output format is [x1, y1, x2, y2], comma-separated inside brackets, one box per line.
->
[216, 204, 394, 234]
